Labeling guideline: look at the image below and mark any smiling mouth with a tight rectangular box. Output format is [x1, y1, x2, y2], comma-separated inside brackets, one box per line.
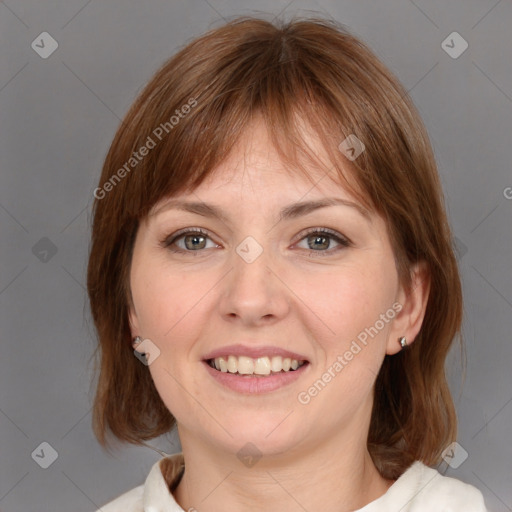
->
[206, 355, 308, 376]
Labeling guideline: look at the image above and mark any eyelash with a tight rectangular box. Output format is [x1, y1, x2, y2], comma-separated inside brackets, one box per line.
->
[160, 227, 352, 258]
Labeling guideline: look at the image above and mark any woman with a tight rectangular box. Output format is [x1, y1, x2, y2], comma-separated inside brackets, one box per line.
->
[87, 16, 488, 511]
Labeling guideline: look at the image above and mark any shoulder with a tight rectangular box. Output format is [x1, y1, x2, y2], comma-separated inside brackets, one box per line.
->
[92, 453, 185, 512]
[397, 461, 488, 511]
[94, 484, 144, 512]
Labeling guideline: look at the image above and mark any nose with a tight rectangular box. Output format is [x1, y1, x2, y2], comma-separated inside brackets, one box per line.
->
[218, 241, 290, 327]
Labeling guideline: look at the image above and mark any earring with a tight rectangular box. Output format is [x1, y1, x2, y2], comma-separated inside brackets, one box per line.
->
[132, 336, 142, 346]
[399, 336, 407, 349]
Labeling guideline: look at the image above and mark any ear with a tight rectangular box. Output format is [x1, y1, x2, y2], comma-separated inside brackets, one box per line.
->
[127, 291, 142, 348]
[386, 261, 431, 355]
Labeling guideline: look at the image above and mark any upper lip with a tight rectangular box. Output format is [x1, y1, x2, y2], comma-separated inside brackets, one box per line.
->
[203, 344, 309, 362]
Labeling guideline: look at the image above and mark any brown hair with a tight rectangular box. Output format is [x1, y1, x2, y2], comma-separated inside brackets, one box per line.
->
[87, 15, 462, 479]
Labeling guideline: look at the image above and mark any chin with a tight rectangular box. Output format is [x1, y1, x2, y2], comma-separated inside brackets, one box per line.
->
[213, 413, 308, 458]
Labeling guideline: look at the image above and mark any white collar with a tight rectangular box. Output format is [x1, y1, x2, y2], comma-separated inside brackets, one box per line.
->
[140, 453, 486, 511]
[142, 452, 185, 511]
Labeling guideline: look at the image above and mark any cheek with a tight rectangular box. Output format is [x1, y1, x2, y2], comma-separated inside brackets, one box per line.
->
[130, 265, 209, 418]
[293, 266, 397, 422]
[293, 261, 397, 346]
[131, 263, 205, 340]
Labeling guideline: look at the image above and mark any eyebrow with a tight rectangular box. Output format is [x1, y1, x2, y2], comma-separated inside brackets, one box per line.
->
[150, 197, 371, 223]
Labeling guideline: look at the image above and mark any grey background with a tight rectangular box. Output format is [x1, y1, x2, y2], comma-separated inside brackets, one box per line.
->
[1, 1, 511, 511]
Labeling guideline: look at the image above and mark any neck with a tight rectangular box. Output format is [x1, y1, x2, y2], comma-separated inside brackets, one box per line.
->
[173, 427, 393, 512]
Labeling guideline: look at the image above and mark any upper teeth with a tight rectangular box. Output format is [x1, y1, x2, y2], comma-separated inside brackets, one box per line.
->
[209, 355, 305, 375]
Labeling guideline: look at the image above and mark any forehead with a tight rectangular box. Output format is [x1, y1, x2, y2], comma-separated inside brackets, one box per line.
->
[181, 116, 361, 204]
[148, 117, 373, 226]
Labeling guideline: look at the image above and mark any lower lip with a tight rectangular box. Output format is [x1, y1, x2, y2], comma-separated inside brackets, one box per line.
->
[202, 361, 309, 394]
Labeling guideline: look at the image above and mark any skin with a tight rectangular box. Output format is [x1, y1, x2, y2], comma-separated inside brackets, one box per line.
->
[128, 116, 430, 512]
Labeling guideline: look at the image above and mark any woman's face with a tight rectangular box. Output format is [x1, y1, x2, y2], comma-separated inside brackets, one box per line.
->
[129, 119, 419, 458]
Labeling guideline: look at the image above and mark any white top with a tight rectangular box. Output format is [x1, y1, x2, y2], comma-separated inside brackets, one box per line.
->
[96, 452, 488, 511]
